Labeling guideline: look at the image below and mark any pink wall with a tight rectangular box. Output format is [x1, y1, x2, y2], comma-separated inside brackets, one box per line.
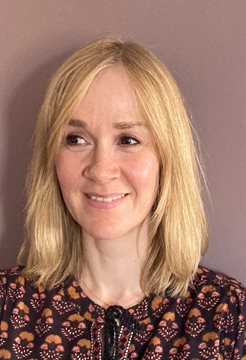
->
[1, 1, 245, 284]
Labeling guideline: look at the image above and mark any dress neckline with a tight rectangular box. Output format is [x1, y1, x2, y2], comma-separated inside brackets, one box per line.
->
[65, 275, 159, 322]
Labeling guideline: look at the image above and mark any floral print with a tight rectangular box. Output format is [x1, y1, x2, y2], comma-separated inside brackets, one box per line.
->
[0, 266, 245, 359]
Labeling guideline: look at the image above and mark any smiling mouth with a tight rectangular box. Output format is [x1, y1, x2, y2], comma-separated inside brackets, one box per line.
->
[85, 194, 127, 203]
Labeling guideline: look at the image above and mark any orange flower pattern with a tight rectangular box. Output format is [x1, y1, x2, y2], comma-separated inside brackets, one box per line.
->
[0, 266, 245, 359]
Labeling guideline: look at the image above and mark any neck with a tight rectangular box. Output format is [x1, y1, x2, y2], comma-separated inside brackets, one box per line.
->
[79, 224, 149, 308]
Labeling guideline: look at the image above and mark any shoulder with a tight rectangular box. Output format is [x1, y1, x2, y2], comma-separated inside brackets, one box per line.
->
[0, 266, 26, 320]
[181, 267, 246, 356]
[0, 265, 26, 289]
[0, 266, 68, 325]
[0, 266, 41, 309]
[0, 265, 24, 290]
[192, 265, 246, 325]
[0, 266, 28, 302]
[194, 265, 246, 298]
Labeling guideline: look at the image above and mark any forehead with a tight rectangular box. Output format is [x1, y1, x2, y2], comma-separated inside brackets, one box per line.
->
[71, 65, 144, 124]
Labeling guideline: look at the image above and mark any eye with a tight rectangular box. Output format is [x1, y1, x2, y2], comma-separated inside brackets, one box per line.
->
[119, 136, 140, 146]
[65, 134, 86, 146]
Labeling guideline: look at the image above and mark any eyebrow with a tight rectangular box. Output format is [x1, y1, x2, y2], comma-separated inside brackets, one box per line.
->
[68, 118, 145, 130]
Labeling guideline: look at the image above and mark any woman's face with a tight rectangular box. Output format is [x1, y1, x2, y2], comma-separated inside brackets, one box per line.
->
[55, 66, 160, 241]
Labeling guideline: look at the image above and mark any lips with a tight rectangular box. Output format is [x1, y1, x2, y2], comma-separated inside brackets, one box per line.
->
[85, 193, 128, 203]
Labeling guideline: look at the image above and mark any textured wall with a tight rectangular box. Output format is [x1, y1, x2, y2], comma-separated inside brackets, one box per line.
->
[0, 1, 245, 284]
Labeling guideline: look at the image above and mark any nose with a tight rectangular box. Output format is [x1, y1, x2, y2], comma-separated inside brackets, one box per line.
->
[83, 146, 120, 184]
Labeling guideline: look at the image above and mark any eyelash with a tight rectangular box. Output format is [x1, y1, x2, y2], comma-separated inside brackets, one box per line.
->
[119, 135, 140, 146]
[65, 134, 141, 147]
[65, 134, 86, 146]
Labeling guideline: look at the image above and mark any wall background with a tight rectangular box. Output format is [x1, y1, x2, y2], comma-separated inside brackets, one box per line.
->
[0, 1, 245, 284]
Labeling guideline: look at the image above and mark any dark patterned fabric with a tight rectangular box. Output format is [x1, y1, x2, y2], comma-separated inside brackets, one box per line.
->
[0, 266, 245, 359]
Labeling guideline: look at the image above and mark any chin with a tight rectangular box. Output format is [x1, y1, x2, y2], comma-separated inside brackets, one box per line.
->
[82, 223, 133, 241]
[85, 230, 125, 241]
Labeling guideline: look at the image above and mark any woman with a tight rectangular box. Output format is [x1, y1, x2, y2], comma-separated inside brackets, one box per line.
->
[0, 37, 245, 359]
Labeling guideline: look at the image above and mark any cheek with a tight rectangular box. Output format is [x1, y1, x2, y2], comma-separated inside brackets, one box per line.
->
[128, 154, 159, 188]
[55, 153, 80, 190]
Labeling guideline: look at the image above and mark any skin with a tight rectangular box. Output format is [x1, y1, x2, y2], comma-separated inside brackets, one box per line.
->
[55, 66, 160, 307]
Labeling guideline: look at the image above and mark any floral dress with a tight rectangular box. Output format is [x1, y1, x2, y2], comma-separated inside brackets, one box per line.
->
[0, 266, 245, 359]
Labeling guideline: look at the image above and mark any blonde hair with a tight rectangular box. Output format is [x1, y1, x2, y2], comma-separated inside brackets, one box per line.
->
[18, 37, 208, 297]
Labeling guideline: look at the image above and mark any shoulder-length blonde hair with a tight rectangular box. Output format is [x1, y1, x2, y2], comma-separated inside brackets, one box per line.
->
[18, 37, 208, 297]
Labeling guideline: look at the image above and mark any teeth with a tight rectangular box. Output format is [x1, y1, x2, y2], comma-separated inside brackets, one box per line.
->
[88, 194, 125, 202]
